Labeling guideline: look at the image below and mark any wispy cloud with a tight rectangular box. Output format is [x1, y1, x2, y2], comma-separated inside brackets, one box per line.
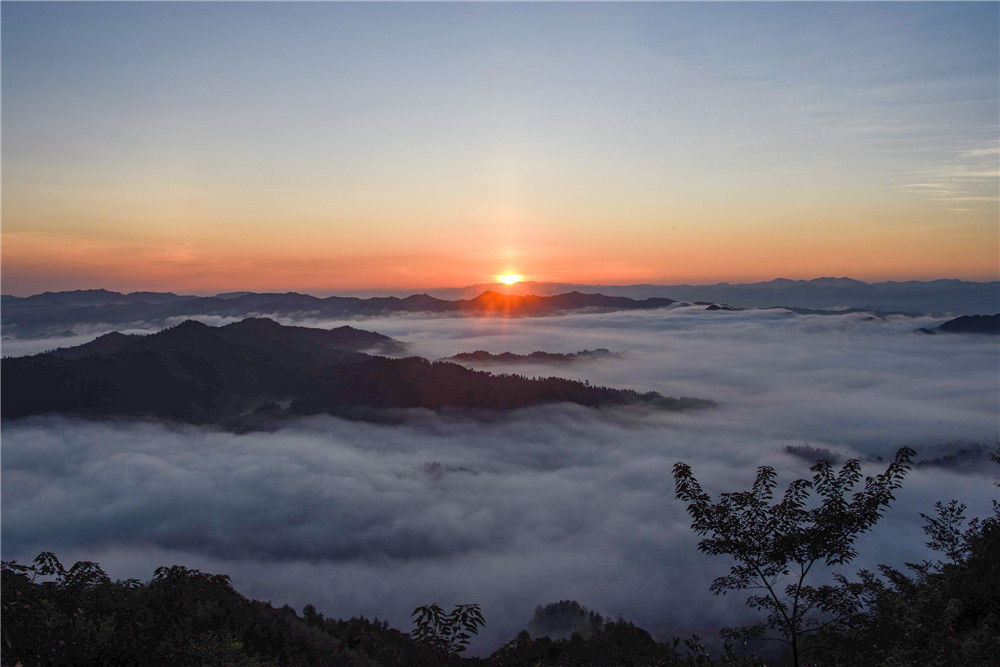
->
[894, 142, 1000, 203]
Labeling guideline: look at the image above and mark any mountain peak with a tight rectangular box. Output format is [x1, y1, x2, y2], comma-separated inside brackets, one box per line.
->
[222, 317, 283, 330]
[168, 319, 211, 331]
[809, 277, 867, 287]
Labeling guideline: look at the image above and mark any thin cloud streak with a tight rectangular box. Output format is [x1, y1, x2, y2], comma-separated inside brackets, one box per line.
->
[894, 141, 1000, 203]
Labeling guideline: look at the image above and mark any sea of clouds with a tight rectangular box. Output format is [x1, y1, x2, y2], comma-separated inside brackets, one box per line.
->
[3, 306, 998, 652]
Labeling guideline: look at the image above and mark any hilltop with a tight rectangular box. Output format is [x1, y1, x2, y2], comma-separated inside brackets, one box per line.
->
[1, 318, 711, 428]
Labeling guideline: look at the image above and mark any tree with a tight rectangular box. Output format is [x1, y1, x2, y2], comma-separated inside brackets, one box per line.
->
[672, 447, 914, 666]
[527, 600, 605, 640]
[2, 551, 449, 665]
[410, 602, 484, 658]
[801, 498, 1000, 664]
[799, 447, 1000, 664]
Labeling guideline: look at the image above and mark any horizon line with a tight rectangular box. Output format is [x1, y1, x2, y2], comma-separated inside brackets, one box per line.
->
[4, 275, 999, 300]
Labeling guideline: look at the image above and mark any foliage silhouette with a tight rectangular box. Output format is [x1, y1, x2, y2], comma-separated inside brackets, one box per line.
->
[799, 450, 1000, 664]
[673, 447, 914, 666]
[410, 603, 485, 657]
[488, 617, 762, 666]
[526, 600, 605, 640]
[1, 552, 444, 666]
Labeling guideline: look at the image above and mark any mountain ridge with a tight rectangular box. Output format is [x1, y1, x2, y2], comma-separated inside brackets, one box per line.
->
[2, 318, 712, 428]
[917, 313, 1000, 335]
[1, 290, 676, 339]
[431, 278, 998, 314]
[4, 278, 996, 340]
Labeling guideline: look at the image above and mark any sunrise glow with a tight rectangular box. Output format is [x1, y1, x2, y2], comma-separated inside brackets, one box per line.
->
[2, 5, 998, 662]
[1, 3, 996, 295]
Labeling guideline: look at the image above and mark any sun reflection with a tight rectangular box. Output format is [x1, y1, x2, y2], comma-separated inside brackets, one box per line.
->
[497, 274, 523, 285]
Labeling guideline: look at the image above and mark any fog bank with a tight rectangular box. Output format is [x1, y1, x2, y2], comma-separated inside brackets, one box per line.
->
[3, 307, 998, 652]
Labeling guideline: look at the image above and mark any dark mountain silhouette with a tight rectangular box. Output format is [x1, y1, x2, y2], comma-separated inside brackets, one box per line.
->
[7, 278, 994, 340]
[917, 314, 1000, 335]
[462, 291, 673, 315]
[1, 290, 675, 339]
[447, 349, 616, 364]
[2, 319, 711, 428]
[2, 288, 192, 306]
[933, 313, 1000, 334]
[430, 278, 998, 315]
[49, 317, 404, 361]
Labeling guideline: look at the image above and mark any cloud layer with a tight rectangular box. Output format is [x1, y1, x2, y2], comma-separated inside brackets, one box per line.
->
[3, 307, 998, 652]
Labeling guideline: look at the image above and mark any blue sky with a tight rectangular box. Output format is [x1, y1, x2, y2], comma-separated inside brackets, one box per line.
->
[2, 2, 998, 293]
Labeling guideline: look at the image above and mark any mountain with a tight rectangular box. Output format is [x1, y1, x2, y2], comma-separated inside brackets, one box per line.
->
[1, 290, 675, 339]
[428, 278, 999, 315]
[2, 288, 193, 306]
[48, 317, 404, 361]
[1, 319, 711, 427]
[447, 349, 616, 364]
[920, 314, 1000, 335]
[8, 278, 991, 340]
[460, 291, 673, 315]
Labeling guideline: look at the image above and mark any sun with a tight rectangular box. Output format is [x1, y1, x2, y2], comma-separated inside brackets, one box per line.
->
[497, 274, 523, 285]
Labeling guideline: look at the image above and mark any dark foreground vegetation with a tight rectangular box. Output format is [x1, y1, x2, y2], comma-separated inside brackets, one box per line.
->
[674, 448, 1000, 666]
[1, 318, 711, 428]
[2, 554, 442, 666]
[0, 554, 740, 666]
[4, 449, 997, 666]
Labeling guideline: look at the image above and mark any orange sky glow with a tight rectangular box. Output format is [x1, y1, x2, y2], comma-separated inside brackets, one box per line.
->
[4, 211, 997, 296]
[2, 3, 997, 296]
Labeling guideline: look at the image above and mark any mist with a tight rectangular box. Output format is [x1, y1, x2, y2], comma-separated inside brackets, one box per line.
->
[3, 307, 998, 652]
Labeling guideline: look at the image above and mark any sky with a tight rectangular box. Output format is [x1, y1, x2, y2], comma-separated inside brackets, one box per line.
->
[2, 1, 998, 295]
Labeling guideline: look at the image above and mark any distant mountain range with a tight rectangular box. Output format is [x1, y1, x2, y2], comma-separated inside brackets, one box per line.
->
[425, 278, 998, 315]
[1, 318, 711, 428]
[1, 290, 675, 339]
[3, 278, 996, 340]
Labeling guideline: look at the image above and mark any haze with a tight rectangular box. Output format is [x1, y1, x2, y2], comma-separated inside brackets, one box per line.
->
[4, 307, 998, 652]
